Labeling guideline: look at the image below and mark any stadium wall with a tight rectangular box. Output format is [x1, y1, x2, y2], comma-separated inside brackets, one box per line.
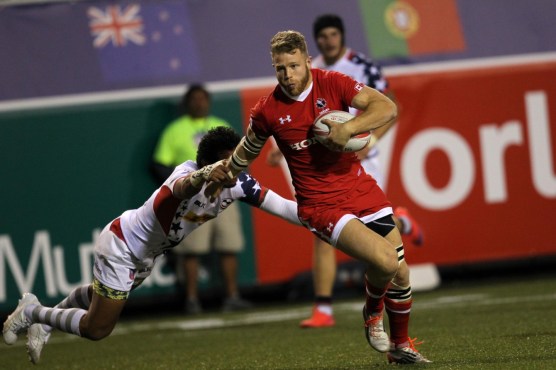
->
[1, 56, 555, 312]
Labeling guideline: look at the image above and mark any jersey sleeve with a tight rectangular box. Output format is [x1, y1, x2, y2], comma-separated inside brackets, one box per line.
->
[233, 172, 267, 206]
[364, 60, 388, 93]
[164, 162, 194, 195]
[351, 52, 388, 93]
[249, 96, 273, 139]
[330, 70, 366, 107]
[234, 172, 301, 225]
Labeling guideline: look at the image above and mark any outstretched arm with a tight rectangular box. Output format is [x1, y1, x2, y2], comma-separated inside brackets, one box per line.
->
[204, 126, 267, 199]
[174, 160, 233, 200]
[228, 125, 268, 176]
[258, 189, 301, 226]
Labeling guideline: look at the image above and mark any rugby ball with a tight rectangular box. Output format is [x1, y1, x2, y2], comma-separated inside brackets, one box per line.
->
[312, 110, 372, 152]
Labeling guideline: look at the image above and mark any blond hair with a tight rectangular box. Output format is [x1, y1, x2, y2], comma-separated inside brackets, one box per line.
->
[270, 30, 308, 56]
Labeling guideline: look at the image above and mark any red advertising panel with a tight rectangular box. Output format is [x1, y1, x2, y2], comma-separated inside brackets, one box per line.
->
[241, 60, 556, 284]
[387, 61, 556, 266]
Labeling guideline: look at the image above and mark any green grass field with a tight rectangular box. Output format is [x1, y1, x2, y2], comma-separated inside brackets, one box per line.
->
[2, 274, 555, 369]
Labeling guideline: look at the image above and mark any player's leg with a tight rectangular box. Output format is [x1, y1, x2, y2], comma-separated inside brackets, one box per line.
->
[3, 282, 125, 354]
[384, 258, 430, 363]
[27, 284, 93, 364]
[335, 218, 398, 286]
[335, 217, 399, 353]
[78, 284, 126, 340]
[300, 237, 336, 328]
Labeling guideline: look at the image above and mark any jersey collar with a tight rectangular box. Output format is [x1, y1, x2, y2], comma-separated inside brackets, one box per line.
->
[280, 81, 313, 102]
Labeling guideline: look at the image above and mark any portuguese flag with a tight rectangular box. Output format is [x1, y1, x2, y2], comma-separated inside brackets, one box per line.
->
[359, 0, 466, 58]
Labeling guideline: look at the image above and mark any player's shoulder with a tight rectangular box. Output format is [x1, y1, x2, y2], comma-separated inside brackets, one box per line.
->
[345, 48, 375, 65]
[175, 160, 197, 174]
[312, 54, 326, 69]
[252, 87, 281, 116]
[162, 161, 196, 188]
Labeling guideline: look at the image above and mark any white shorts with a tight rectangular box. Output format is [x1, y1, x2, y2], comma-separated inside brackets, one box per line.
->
[172, 202, 244, 255]
[93, 223, 155, 297]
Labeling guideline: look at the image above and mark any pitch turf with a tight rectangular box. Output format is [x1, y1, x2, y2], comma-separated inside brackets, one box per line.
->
[2, 274, 555, 369]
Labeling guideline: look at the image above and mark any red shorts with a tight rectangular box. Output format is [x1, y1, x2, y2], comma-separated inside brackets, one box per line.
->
[298, 174, 392, 247]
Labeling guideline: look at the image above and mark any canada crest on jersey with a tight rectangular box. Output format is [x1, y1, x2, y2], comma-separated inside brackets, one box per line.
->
[316, 97, 327, 110]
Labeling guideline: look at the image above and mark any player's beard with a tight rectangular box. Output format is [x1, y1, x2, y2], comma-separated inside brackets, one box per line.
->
[281, 66, 311, 97]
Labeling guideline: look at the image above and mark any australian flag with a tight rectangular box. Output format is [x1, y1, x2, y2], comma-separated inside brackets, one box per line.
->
[87, 1, 200, 83]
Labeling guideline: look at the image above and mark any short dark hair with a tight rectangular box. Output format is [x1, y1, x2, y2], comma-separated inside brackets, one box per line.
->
[313, 14, 345, 41]
[178, 83, 210, 115]
[196, 126, 241, 167]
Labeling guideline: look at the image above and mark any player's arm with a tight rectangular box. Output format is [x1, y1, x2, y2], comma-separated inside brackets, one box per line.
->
[325, 86, 397, 151]
[258, 189, 301, 225]
[354, 90, 396, 160]
[347, 85, 396, 134]
[368, 89, 398, 141]
[239, 184, 301, 225]
[228, 125, 268, 176]
[173, 160, 233, 200]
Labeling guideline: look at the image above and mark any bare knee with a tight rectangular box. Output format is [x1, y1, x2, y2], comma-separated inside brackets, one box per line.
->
[381, 247, 399, 280]
[392, 260, 410, 286]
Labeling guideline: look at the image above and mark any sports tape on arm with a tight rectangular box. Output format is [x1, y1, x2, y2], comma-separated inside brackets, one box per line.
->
[189, 160, 228, 188]
[229, 128, 267, 176]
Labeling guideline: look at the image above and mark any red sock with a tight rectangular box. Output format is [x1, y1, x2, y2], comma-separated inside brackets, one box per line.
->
[385, 297, 412, 346]
[364, 276, 388, 316]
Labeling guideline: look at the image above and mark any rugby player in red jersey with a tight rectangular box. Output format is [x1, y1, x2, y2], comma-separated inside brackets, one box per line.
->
[218, 30, 429, 364]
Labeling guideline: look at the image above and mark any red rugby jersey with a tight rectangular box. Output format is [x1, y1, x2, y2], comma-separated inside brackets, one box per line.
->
[250, 69, 369, 206]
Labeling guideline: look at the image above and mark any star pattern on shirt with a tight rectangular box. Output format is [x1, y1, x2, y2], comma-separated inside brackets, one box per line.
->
[238, 172, 261, 197]
[170, 221, 182, 234]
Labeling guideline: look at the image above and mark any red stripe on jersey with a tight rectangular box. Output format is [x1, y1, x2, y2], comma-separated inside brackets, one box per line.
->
[109, 218, 127, 244]
[152, 185, 182, 235]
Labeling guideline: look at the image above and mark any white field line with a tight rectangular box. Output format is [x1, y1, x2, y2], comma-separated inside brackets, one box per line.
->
[1, 291, 555, 350]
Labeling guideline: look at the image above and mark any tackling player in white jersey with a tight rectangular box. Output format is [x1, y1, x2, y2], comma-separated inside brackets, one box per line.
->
[3, 127, 301, 365]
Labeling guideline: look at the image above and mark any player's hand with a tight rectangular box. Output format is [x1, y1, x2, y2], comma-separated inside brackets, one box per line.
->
[202, 160, 235, 201]
[321, 118, 352, 151]
[355, 134, 377, 161]
[206, 159, 234, 184]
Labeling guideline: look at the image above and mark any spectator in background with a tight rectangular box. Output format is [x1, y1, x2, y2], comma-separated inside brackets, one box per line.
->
[151, 84, 252, 314]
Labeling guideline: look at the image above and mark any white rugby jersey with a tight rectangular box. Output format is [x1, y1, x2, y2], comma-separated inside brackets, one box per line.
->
[312, 48, 388, 183]
[118, 161, 296, 261]
[312, 48, 387, 95]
